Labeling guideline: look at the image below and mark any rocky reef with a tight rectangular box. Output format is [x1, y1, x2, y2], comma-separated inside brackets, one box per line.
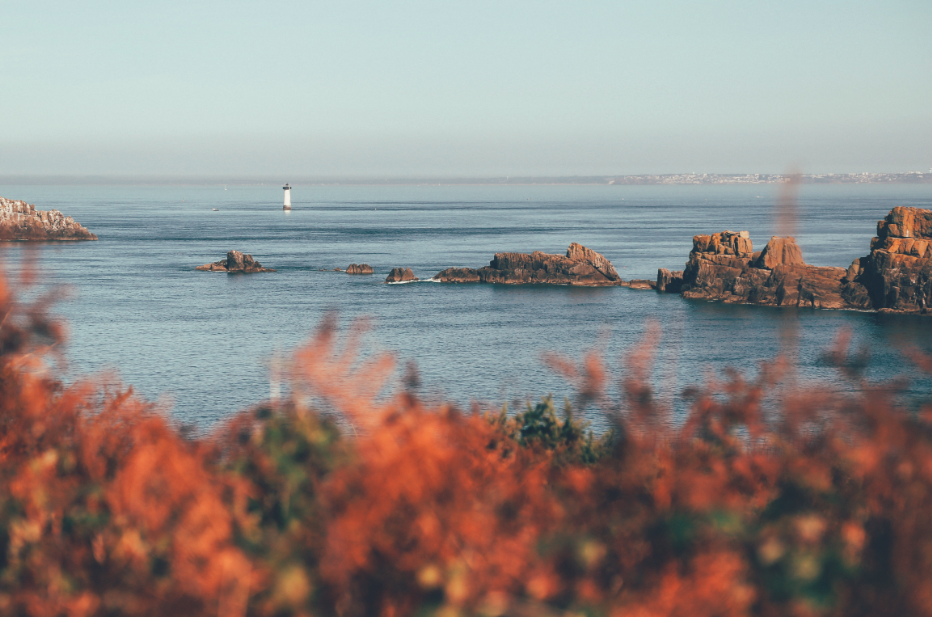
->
[196, 250, 275, 273]
[433, 243, 622, 286]
[347, 263, 374, 275]
[386, 268, 418, 283]
[0, 197, 97, 241]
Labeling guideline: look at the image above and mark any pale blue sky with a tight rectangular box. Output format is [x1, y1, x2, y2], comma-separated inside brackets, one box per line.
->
[1, 0, 930, 177]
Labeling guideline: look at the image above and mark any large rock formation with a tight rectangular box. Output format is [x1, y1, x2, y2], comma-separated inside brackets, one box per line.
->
[848, 207, 932, 312]
[386, 267, 418, 283]
[347, 263, 374, 275]
[673, 231, 871, 310]
[0, 197, 97, 241]
[655, 208, 932, 313]
[433, 243, 622, 286]
[197, 250, 275, 273]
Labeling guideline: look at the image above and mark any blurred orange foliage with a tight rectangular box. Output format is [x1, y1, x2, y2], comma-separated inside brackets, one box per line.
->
[1, 265, 932, 617]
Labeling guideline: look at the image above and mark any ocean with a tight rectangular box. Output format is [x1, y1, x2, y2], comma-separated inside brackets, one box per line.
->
[1, 182, 931, 433]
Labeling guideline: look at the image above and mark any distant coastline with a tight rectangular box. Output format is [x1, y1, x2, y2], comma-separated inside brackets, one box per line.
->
[2, 172, 931, 186]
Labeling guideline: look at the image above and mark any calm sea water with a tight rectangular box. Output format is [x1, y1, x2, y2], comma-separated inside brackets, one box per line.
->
[1, 182, 931, 432]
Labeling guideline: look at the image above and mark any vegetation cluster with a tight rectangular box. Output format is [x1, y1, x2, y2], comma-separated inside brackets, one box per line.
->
[1, 266, 931, 617]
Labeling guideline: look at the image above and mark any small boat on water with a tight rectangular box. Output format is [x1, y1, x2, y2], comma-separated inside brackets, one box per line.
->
[212, 208, 219, 211]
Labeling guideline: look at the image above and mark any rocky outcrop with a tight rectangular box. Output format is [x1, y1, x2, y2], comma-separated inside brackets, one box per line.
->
[753, 236, 804, 269]
[566, 242, 621, 281]
[433, 243, 622, 286]
[656, 269, 683, 293]
[386, 267, 418, 283]
[197, 250, 275, 273]
[347, 263, 374, 275]
[434, 267, 480, 283]
[848, 207, 932, 312]
[673, 231, 871, 310]
[0, 197, 97, 241]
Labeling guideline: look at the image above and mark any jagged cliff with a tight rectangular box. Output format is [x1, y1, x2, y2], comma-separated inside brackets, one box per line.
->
[0, 197, 97, 241]
[849, 207, 932, 312]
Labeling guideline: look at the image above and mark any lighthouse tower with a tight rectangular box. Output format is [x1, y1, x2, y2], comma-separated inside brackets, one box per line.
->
[283, 184, 292, 210]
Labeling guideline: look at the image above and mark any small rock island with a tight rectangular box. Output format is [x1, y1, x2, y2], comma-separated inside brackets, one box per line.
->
[433, 242, 622, 286]
[0, 197, 97, 241]
[386, 267, 418, 283]
[197, 250, 275, 273]
[347, 263, 374, 275]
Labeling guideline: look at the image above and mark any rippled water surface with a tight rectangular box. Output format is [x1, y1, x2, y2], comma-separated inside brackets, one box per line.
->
[2, 183, 931, 432]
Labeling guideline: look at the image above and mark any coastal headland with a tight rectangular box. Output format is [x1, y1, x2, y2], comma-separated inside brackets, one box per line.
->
[0, 197, 96, 241]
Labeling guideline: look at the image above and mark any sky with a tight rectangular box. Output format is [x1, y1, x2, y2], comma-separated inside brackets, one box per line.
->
[1, 0, 930, 178]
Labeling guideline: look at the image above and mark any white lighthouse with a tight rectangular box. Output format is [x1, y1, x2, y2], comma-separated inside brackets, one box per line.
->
[283, 184, 292, 210]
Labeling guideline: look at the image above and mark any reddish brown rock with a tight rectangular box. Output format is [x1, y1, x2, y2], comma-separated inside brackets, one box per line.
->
[625, 279, 656, 290]
[691, 230, 753, 258]
[656, 269, 683, 293]
[677, 231, 870, 310]
[433, 267, 480, 283]
[667, 210, 932, 312]
[346, 263, 374, 275]
[433, 243, 622, 286]
[0, 197, 97, 241]
[876, 206, 932, 240]
[197, 250, 275, 273]
[850, 207, 932, 312]
[566, 242, 621, 281]
[385, 267, 418, 283]
[753, 236, 805, 269]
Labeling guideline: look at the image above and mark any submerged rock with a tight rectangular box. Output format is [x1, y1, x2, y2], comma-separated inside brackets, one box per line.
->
[386, 267, 418, 283]
[433, 243, 622, 286]
[197, 250, 275, 273]
[0, 197, 97, 241]
[347, 263, 374, 275]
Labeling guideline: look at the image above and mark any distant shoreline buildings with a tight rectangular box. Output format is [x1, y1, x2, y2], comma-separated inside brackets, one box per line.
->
[274, 171, 932, 186]
[465, 171, 932, 186]
[597, 172, 932, 185]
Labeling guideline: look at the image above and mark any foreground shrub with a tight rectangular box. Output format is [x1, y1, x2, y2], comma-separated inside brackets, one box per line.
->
[0, 268, 931, 616]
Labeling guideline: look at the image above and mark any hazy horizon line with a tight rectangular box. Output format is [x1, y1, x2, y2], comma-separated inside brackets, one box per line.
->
[2, 171, 932, 187]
